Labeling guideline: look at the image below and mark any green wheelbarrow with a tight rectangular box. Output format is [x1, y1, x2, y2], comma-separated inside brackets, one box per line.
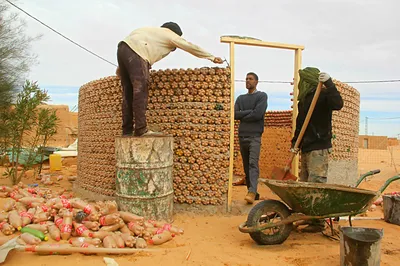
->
[238, 169, 400, 245]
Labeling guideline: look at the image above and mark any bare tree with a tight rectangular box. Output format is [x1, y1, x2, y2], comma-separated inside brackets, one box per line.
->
[1, 1, 42, 163]
[0, 1, 41, 107]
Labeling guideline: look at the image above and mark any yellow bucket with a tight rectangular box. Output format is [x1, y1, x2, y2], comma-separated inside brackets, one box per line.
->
[49, 154, 62, 171]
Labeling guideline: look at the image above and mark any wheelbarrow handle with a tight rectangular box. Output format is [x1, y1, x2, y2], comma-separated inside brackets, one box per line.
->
[355, 169, 381, 187]
[378, 175, 400, 194]
[371, 169, 381, 175]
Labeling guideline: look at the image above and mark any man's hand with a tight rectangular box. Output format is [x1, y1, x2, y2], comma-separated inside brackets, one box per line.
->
[213, 57, 223, 64]
[319, 72, 331, 83]
[290, 147, 299, 154]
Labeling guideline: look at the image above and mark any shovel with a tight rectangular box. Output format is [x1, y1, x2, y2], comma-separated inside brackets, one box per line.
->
[0, 238, 160, 264]
[270, 81, 323, 181]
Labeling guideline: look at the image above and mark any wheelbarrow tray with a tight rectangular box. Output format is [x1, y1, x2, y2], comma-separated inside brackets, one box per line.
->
[261, 179, 377, 216]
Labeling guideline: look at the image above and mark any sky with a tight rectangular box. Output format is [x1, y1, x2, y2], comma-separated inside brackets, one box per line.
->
[5, 0, 400, 137]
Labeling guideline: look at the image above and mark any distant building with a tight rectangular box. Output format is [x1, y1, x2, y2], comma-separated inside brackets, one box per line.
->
[388, 137, 400, 146]
[359, 135, 388, 150]
[23, 105, 78, 148]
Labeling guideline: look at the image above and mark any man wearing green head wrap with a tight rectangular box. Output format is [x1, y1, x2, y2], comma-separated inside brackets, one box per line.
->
[291, 67, 343, 232]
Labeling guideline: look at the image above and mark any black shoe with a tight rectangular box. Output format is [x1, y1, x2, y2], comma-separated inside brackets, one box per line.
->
[255, 193, 260, 200]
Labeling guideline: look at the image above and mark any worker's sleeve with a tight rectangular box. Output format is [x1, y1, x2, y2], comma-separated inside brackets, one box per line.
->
[234, 97, 251, 120]
[171, 37, 215, 61]
[241, 93, 268, 122]
[324, 78, 344, 111]
[291, 102, 305, 148]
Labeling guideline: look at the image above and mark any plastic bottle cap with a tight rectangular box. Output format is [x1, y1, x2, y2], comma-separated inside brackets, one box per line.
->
[44, 236, 49, 241]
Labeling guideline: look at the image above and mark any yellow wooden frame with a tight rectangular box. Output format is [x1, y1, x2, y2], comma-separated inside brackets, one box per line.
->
[220, 36, 304, 212]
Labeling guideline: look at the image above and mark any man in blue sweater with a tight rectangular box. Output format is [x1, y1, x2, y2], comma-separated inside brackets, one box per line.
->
[235, 72, 268, 204]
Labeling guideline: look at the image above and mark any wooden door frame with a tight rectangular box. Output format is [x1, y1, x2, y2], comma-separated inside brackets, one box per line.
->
[220, 36, 305, 211]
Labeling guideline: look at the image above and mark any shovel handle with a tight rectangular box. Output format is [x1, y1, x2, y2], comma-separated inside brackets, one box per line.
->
[281, 82, 323, 177]
[20, 245, 160, 254]
[292, 82, 323, 151]
[284, 152, 297, 171]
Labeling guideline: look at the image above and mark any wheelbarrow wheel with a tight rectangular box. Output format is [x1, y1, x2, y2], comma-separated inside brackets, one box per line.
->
[246, 200, 292, 245]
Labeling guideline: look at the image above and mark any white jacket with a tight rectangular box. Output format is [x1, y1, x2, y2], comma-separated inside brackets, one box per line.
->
[122, 27, 215, 66]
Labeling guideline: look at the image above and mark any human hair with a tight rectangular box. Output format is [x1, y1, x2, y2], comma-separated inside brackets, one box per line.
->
[161, 22, 183, 36]
[246, 72, 259, 81]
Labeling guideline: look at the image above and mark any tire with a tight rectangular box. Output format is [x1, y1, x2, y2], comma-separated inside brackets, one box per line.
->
[246, 200, 292, 245]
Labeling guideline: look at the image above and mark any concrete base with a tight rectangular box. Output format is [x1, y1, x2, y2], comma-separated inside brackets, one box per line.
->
[327, 159, 358, 186]
[173, 200, 228, 215]
[229, 200, 258, 216]
[173, 199, 260, 216]
[73, 182, 116, 202]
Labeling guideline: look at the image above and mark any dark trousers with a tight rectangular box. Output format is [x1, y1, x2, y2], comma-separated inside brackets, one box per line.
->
[239, 136, 261, 194]
[116, 42, 150, 136]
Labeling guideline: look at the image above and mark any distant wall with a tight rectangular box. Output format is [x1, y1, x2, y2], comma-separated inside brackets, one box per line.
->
[234, 80, 360, 186]
[36, 105, 78, 147]
[388, 138, 399, 146]
[359, 135, 388, 150]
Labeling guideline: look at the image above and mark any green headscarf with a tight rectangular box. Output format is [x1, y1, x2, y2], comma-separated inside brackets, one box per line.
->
[298, 67, 320, 102]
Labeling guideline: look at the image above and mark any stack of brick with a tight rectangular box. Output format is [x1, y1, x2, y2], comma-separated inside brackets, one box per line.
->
[77, 72, 359, 203]
[233, 80, 360, 181]
[77, 77, 122, 197]
[147, 67, 231, 205]
[77, 67, 231, 205]
[330, 80, 360, 160]
[233, 111, 293, 178]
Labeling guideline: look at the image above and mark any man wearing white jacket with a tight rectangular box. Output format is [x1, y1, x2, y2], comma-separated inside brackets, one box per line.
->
[117, 22, 223, 136]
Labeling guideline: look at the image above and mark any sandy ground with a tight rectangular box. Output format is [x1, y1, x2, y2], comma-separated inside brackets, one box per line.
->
[1, 156, 400, 266]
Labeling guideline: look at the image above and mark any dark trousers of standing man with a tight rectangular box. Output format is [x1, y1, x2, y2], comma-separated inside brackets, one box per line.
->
[239, 136, 261, 194]
[116, 42, 150, 136]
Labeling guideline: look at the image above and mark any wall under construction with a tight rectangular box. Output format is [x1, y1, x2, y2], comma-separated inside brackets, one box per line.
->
[77, 67, 231, 206]
[76, 70, 360, 205]
[325, 80, 360, 185]
[233, 80, 360, 186]
[234, 111, 292, 178]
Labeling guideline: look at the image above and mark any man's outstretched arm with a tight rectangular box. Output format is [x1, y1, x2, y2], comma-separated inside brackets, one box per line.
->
[171, 37, 222, 63]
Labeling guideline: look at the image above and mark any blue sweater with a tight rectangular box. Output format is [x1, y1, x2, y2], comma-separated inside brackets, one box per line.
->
[234, 91, 268, 137]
